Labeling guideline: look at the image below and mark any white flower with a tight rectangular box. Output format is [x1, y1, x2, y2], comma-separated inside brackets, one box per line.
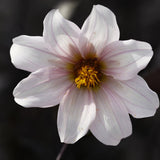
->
[10, 5, 159, 145]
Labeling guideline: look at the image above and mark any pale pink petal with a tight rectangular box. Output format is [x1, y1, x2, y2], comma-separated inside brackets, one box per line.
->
[13, 67, 72, 108]
[57, 87, 96, 144]
[102, 40, 153, 80]
[104, 76, 159, 118]
[90, 87, 132, 146]
[43, 9, 81, 58]
[80, 5, 119, 55]
[10, 35, 57, 72]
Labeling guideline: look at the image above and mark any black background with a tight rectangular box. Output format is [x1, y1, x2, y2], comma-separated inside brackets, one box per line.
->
[0, 0, 160, 159]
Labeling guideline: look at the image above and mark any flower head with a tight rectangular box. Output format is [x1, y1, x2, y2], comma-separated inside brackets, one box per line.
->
[10, 5, 159, 145]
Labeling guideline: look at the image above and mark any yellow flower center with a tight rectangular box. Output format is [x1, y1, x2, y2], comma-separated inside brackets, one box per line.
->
[71, 56, 104, 89]
[75, 65, 100, 88]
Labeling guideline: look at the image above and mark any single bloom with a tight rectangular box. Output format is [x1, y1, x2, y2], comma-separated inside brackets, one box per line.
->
[10, 5, 159, 145]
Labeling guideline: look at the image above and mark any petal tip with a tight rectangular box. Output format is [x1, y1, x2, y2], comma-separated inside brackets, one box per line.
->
[101, 138, 121, 146]
[59, 135, 77, 144]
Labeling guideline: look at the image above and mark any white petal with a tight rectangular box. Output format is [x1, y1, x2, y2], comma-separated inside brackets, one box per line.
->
[13, 67, 72, 108]
[90, 87, 132, 146]
[43, 9, 81, 58]
[57, 87, 96, 144]
[105, 76, 159, 118]
[102, 40, 153, 80]
[80, 5, 119, 55]
[10, 35, 56, 72]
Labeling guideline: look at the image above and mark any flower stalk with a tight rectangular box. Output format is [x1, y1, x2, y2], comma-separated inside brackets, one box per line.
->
[56, 144, 68, 160]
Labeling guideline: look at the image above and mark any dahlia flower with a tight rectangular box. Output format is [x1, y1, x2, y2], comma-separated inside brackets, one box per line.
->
[10, 5, 159, 145]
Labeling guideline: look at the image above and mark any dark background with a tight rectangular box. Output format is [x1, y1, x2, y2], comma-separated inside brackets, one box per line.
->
[0, 0, 160, 159]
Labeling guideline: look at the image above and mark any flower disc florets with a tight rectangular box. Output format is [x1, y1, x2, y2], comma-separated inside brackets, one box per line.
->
[73, 57, 103, 89]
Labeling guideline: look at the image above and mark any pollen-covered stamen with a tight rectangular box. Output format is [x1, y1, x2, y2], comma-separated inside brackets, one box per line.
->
[75, 65, 101, 89]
